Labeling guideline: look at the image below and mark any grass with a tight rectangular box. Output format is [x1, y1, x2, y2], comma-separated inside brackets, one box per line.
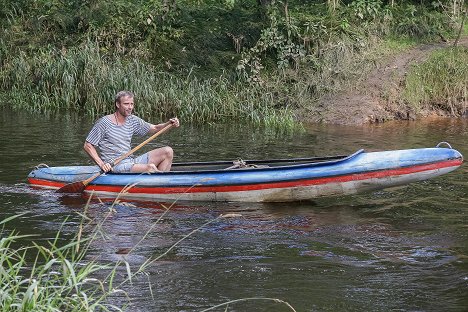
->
[403, 46, 468, 115]
[0, 209, 123, 311]
[0, 189, 296, 311]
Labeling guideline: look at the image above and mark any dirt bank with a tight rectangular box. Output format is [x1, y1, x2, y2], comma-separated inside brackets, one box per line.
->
[305, 37, 468, 125]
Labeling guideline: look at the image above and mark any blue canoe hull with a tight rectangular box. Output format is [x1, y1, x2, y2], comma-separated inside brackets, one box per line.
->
[28, 146, 463, 202]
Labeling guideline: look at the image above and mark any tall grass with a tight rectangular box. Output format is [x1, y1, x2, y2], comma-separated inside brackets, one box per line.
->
[0, 213, 124, 311]
[403, 47, 468, 116]
[0, 43, 296, 129]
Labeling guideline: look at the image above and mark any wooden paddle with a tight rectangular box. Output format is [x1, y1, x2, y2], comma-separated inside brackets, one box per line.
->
[57, 123, 174, 193]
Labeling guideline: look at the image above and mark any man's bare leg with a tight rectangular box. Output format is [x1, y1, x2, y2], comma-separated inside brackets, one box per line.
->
[130, 163, 158, 173]
[149, 146, 174, 171]
[130, 146, 174, 173]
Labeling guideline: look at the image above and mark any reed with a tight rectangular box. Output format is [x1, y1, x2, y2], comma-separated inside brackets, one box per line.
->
[1, 191, 296, 311]
[0, 214, 123, 311]
[403, 47, 468, 116]
[0, 198, 178, 311]
[0, 43, 297, 129]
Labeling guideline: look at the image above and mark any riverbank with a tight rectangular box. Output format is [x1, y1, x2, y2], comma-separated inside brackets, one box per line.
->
[301, 37, 468, 125]
[1, 37, 467, 129]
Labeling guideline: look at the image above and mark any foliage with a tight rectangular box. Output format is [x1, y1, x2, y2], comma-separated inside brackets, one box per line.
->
[0, 0, 467, 122]
[347, 0, 384, 21]
[0, 0, 264, 74]
[236, 0, 457, 82]
[389, 3, 453, 39]
[237, 1, 309, 81]
[0, 0, 461, 75]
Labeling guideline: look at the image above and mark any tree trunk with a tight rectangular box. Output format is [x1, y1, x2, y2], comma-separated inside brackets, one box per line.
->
[454, 9, 467, 46]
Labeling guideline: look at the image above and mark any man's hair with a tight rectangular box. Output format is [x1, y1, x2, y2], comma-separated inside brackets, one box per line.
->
[115, 91, 134, 107]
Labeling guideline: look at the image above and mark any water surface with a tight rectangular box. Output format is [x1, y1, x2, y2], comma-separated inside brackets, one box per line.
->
[0, 108, 467, 311]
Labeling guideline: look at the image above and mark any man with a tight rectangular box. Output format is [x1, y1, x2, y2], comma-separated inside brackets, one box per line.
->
[84, 91, 180, 173]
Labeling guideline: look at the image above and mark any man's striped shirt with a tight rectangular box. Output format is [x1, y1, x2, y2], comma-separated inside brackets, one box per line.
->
[86, 115, 151, 164]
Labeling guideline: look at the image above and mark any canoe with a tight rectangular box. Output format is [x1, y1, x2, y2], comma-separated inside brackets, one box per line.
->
[28, 143, 463, 202]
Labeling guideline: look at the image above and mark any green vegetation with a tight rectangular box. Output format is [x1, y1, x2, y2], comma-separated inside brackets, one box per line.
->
[0, 212, 123, 311]
[0, 0, 467, 126]
[403, 47, 468, 116]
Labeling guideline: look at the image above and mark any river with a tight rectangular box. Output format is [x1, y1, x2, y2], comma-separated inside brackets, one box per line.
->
[0, 108, 467, 311]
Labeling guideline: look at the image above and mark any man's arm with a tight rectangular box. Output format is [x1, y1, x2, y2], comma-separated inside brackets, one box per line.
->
[83, 142, 112, 172]
[148, 117, 180, 134]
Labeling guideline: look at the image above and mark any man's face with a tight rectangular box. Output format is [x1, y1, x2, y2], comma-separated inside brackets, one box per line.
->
[116, 96, 134, 117]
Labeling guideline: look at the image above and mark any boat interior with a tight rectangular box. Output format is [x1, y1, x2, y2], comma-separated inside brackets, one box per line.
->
[170, 154, 349, 171]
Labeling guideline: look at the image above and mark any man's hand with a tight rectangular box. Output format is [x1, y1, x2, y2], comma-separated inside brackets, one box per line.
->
[100, 163, 112, 173]
[169, 117, 180, 127]
[150, 118, 180, 134]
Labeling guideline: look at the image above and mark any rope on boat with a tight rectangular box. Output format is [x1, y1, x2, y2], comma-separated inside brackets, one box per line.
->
[225, 159, 270, 170]
[34, 163, 49, 169]
[225, 159, 247, 170]
[436, 142, 453, 149]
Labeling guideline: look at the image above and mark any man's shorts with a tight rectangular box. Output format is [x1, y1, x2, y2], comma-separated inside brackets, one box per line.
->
[111, 152, 150, 173]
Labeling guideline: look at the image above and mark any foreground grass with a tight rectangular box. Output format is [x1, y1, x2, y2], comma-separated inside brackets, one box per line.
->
[0, 209, 123, 311]
[0, 193, 296, 311]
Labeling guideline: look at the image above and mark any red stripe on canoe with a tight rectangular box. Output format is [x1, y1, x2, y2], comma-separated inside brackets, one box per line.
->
[28, 178, 65, 188]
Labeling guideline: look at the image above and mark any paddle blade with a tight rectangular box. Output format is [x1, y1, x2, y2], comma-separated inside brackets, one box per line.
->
[56, 181, 86, 193]
[56, 171, 101, 194]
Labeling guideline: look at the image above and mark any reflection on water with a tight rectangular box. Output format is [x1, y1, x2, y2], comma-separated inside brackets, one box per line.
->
[0, 108, 467, 311]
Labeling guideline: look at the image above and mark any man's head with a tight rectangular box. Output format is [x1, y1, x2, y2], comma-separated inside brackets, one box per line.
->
[115, 91, 134, 109]
[114, 91, 135, 117]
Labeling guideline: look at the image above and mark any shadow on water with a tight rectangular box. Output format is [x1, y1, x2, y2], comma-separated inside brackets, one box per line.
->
[1, 108, 467, 311]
